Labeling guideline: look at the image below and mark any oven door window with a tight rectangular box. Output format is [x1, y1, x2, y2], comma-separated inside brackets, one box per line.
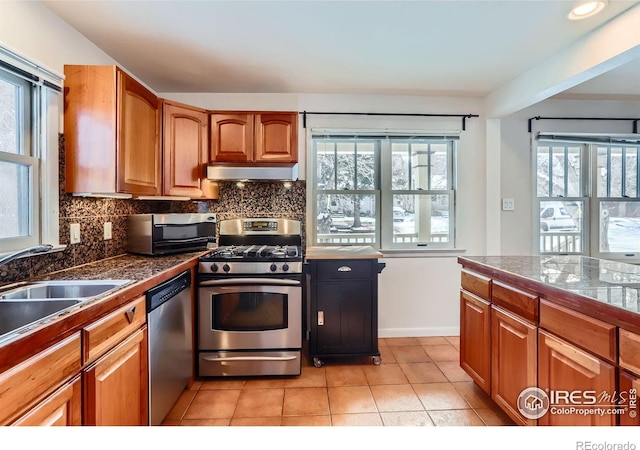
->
[212, 291, 288, 331]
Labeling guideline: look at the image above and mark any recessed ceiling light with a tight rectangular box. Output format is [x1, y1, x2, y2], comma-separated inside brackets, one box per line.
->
[568, 0, 609, 20]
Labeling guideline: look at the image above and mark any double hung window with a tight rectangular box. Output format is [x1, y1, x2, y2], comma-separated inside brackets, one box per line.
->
[311, 133, 457, 251]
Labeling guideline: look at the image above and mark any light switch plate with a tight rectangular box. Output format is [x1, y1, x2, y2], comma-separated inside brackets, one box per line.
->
[502, 198, 515, 211]
[104, 222, 112, 240]
[70, 223, 81, 244]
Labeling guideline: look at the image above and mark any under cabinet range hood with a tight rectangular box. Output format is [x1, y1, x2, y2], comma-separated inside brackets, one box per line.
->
[206, 164, 298, 181]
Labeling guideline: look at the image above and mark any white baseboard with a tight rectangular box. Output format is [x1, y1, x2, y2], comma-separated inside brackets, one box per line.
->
[378, 326, 460, 338]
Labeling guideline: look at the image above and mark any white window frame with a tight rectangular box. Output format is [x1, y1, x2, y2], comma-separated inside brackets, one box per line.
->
[0, 45, 62, 255]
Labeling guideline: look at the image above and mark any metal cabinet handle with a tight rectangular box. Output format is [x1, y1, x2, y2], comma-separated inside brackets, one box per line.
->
[318, 310, 324, 326]
[338, 266, 352, 272]
[125, 306, 136, 324]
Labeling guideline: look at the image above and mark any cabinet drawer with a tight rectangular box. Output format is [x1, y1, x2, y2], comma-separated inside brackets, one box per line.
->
[82, 296, 146, 364]
[315, 260, 373, 280]
[619, 328, 640, 376]
[461, 269, 491, 300]
[491, 281, 538, 323]
[0, 332, 81, 425]
[539, 299, 616, 362]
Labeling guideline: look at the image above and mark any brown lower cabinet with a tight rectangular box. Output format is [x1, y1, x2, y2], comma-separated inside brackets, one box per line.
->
[11, 376, 82, 426]
[619, 370, 640, 426]
[459, 290, 491, 394]
[538, 330, 616, 426]
[491, 306, 537, 426]
[84, 326, 149, 426]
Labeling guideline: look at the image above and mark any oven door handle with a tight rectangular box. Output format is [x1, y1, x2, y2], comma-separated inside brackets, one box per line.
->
[199, 278, 301, 286]
[203, 355, 298, 362]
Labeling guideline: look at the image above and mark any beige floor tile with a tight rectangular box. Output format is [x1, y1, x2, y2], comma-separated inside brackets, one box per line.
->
[283, 387, 330, 416]
[416, 337, 450, 346]
[160, 419, 180, 426]
[325, 365, 368, 387]
[328, 385, 378, 414]
[183, 389, 240, 419]
[434, 361, 473, 382]
[389, 345, 431, 363]
[452, 381, 494, 409]
[281, 415, 331, 426]
[423, 344, 459, 362]
[284, 365, 326, 388]
[363, 364, 409, 385]
[380, 411, 435, 426]
[445, 336, 460, 349]
[474, 407, 515, 426]
[233, 388, 284, 418]
[243, 378, 287, 389]
[413, 383, 471, 410]
[188, 381, 203, 391]
[378, 338, 388, 347]
[165, 390, 196, 421]
[399, 362, 448, 384]
[331, 413, 383, 426]
[378, 346, 396, 364]
[370, 384, 424, 412]
[428, 409, 485, 426]
[199, 379, 246, 390]
[384, 337, 420, 346]
[230, 417, 282, 426]
[180, 418, 230, 426]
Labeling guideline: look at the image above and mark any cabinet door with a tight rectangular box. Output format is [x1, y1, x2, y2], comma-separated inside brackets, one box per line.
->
[619, 370, 640, 426]
[84, 327, 149, 426]
[163, 102, 210, 198]
[491, 306, 537, 426]
[315, 280, 372, 355]
[210, 113, 254, 162]
[117, 70, 161, 195]
[254, 113, 298, 163]
[460, 291, 491, 394]
[11, 376, 81, 426]
[538, 330, 616, 426]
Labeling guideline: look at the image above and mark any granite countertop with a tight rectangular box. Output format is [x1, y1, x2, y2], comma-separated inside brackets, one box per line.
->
[459, 255, 640, 319]
[0, 251, 205, 349]
[305, 245, 383, 260]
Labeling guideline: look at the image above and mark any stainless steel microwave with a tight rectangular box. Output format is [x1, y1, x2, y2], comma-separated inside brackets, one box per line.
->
[127, 213, 216, 256]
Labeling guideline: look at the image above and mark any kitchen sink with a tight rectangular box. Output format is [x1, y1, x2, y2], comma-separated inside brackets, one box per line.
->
[0, 279, 132, 342]
[0, 280, 131, 300]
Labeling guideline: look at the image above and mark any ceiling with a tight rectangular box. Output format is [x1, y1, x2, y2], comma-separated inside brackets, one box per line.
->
[43, 0, 640, 100]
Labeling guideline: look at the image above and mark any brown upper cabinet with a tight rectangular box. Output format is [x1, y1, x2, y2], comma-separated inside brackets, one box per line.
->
[163, 101, 215, 199]
[64, 65, 162, 196]
[210, 112, 298, 164]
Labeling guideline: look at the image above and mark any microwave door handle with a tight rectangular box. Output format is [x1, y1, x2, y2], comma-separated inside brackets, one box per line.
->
[203, 355, 298, 362]
[199, 278, 301, 286]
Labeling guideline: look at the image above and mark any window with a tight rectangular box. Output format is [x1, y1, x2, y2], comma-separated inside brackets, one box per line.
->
[311, 133, 458, 250]
[535, 135, 640, 261]
[0, 47, 62, 253]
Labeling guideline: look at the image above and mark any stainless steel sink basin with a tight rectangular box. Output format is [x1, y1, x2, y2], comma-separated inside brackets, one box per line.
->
[0, 280, 131, 300]
[0, 279, 132, 342]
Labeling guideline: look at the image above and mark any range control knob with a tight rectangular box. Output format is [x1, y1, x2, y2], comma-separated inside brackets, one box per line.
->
[270, 263, 278, 272]
[282, 263, 290, 272]
[223, 263, 231, 273]
[211, 263, 219, 273]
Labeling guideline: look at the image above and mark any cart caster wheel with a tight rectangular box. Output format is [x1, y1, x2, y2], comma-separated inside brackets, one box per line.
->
[313, 357, 324, 368]
[372, 356, 381, 365]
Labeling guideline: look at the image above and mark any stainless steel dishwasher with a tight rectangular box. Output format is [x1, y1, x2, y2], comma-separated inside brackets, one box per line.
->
[146, 269, 192, 426]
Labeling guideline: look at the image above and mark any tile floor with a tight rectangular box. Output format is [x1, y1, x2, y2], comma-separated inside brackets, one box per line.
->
[162, 336, 515, 426]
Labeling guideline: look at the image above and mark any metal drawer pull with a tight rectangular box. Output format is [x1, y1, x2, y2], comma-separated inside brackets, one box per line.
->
[338, 266, 352, 272]
[125, 306, 136, 323]
[203, 356, 297, 362]
[318, 310, 324, 326]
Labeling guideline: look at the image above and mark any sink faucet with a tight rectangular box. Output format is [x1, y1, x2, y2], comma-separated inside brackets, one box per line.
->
[0, 244, 54, 267]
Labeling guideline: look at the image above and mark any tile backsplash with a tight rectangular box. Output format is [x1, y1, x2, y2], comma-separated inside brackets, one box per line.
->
[0, 134, 305, 284]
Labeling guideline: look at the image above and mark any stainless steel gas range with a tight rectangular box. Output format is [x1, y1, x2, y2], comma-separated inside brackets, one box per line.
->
[197, 218, 303, 377]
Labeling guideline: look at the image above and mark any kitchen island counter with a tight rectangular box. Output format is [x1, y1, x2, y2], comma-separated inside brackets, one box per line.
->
[458, 255, 640, 334]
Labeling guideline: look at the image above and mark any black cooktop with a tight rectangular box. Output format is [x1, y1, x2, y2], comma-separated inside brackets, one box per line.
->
[201, 245, 301, 261]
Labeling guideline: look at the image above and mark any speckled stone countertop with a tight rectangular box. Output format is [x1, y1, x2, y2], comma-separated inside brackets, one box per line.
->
[305, 246, 383, 260]
[458, 255, 640, 332]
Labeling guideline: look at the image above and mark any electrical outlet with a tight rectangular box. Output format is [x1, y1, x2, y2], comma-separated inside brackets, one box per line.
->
[104, 222, 112, 240]
[70, 223, 81, 244]
[502, 198, 515, 211]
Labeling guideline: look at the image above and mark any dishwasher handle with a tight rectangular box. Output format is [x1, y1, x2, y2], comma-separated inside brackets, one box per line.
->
[146, 269, 191, 311]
